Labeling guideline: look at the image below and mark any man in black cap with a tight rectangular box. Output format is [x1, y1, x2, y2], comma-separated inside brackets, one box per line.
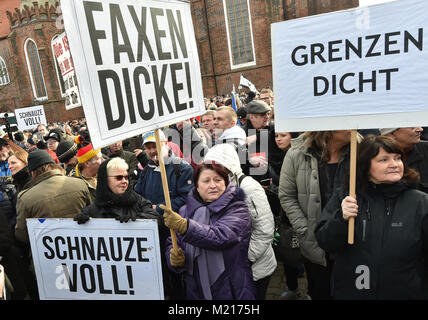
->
[237, 107, 247, 128]
[45, 128, 63, 152]
[55, 140, 78, 175]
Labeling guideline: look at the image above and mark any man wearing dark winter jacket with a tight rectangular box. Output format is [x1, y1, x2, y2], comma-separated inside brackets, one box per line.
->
[134, 130, 194, 215]
[243, 100, 283, 184]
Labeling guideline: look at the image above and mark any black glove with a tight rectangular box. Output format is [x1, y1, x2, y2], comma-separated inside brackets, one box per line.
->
[74, 211, 90, 224]
[115, 208, 137, 223]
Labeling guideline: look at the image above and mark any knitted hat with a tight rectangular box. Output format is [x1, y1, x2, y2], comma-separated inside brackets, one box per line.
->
[204, 143, 242, 175]
[56, 140, 78, 163]
[380, 128, 398, 136]
[77, 143, 101, 164]
[28, 149, 55, 171]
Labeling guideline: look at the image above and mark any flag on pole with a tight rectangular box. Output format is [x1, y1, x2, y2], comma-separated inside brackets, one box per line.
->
[238, 74, 258, 94]
[231, 84, 237, 111]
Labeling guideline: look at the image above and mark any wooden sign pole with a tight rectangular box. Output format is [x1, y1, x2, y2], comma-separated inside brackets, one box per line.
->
[154, 129, 178, 251]
[348, 130, 358, 244]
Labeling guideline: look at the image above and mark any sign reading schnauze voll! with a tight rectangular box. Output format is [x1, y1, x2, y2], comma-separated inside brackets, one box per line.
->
[60, 0, 204, 148]
[272, 0, 428, 132]
[27, 219, 164, 300]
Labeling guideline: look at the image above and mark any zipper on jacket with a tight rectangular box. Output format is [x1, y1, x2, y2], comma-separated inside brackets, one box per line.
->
[362, 219, 367, 241]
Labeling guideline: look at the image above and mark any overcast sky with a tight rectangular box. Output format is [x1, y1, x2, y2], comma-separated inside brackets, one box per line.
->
[359, 0, 397, 7]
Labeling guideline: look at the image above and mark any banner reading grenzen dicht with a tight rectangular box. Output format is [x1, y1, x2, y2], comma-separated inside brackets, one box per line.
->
[61, 0, 205, 149]
[27, 219, 164, 300]
[272, 0, 428, 132]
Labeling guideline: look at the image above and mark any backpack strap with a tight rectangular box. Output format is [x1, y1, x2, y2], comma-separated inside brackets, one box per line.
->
[237, 173, 247, 187]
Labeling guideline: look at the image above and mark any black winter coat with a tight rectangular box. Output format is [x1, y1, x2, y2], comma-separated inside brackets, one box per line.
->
[406, 141, 428, 194]
[315, 182, 428, 300]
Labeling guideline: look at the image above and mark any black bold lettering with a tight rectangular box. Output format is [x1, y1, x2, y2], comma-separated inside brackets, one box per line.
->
[124, 237, 136, 262]
[42, 236, 55, 259]
[109, 237, 123, 262]
[134, 66, 155, 120]
[98, 70, 126, 130]
[328, 40, 342, 62]
[122, 68, 137, 124]
[384, 31, 401, 55]
[112, 265, 127, 294]
[62, 263, 77, 292]
[404, 28, 423, 52]
[185, 62, 193, 109]
[166, 9, 188, 59]
[136, 237, 149, 262]
[81, 237, 95, 260]
[291, 45, 308, 66]
[110, 3, 135, 64]
[345, 38, 362, 59]
[151, 7, 171, 60]
[80, 264, 96, 293]
[83, 1, 106, 65]
[97, 237, 110, 261]
[97, 264, 113, 294]
[359, 70, 377, 92]
[67, 236, 82, 260]
[152, 65, 174, 116]
[128, 6, 156, 61]
[170, 63, 187, 112]
[55, 236, 67, 260]
[379, 68, 399, 90]
[365, 34, 381, 57]
[310, 43, 326, 64]
[340, 73, 356, 94]
[314, 76, 329, 96]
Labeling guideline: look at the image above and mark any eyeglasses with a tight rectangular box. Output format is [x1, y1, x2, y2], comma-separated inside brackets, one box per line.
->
[108, 175, 129, 181]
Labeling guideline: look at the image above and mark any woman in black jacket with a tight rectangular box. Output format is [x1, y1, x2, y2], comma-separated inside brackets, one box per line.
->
[74, 157, 164, 225]
[315, 135, 428, 299]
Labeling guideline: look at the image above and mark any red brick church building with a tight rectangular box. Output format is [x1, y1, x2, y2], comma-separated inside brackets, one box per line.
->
[0, 0, 358, 122]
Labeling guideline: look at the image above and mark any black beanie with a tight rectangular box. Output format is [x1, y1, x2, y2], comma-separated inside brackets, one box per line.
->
[55, 140, 78, 163]
[28, 149, 55, 172]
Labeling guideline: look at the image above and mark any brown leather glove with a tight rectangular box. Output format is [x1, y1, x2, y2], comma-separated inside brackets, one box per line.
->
[159, 204, 188, 235]
[170, 247, 185, 267]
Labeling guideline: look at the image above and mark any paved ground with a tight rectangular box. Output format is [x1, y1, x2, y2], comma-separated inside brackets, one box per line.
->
[265, 262, 308, 300]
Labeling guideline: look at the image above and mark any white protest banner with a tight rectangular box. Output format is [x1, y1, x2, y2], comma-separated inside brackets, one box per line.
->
[60, 0, 205, 149]
[52, 32, 82, 110]
[272, 0, 428, 132]
[14, 105, 47, 131]
[27, 218, 164, 300]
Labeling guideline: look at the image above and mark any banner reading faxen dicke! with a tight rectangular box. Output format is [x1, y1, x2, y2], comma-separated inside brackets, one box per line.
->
[60, 0, 205, 149]
[27, 219, 164, 300]
[272, 0, 428, 133]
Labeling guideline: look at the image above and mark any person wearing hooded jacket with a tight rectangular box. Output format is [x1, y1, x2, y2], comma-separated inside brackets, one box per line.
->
[203, 143, 276, 300]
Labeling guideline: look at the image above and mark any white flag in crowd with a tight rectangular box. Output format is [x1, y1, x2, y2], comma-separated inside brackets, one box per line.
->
[239, 74, 258, 93]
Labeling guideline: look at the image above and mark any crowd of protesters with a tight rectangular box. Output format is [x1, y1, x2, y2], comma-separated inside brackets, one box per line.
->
[1, 87, 428, 300]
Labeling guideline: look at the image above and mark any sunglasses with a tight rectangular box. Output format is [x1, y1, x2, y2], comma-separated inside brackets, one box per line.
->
[108, 175, 129, 181]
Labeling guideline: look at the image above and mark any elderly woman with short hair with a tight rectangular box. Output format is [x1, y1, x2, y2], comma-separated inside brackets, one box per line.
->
[162, 162, 256, 300]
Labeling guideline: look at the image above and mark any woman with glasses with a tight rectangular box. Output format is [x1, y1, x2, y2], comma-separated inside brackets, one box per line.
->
[74, 157, 164, 224]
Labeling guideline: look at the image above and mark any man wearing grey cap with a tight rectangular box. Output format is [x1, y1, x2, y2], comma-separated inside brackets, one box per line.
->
[380, 127, 428, 193]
